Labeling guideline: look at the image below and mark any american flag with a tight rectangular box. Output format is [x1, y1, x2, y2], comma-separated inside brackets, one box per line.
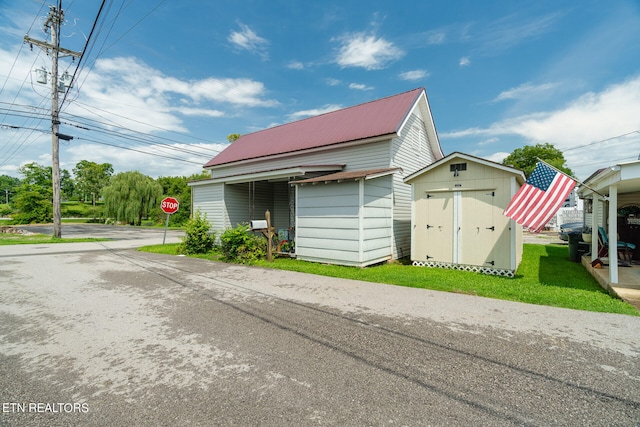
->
[504, 161, 576, 233]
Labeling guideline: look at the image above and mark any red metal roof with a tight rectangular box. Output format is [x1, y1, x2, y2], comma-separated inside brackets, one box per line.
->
[204, 88, 424, 168]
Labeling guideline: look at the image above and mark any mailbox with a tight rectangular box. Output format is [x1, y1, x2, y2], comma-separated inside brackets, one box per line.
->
[250, 220, 268, 230]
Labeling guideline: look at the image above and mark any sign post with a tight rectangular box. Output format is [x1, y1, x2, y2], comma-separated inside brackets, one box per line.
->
[160, 197, 179, 245]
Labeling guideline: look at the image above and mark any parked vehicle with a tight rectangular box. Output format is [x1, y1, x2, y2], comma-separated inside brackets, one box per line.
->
[559, 221, 584, 241]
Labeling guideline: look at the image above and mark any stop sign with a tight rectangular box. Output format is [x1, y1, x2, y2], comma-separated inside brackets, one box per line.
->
[161, 197, 179, 214]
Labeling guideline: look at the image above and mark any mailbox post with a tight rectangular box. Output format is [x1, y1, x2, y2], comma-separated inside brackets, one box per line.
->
[251, 210, 274, 262]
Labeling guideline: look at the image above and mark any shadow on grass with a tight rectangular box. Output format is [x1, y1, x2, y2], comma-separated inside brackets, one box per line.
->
[537, 244, 603, 292]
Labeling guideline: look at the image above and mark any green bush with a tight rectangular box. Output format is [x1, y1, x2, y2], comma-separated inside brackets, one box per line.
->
[220, 223, 266, 263]
[0, 204, 11, 217]
[12, 189, 51, 224]
[177, 211, 216, 255]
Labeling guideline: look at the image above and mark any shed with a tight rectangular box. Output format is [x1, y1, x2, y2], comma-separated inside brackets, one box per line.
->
[404, 152, 526, 277]
[290, 168, 399, 266]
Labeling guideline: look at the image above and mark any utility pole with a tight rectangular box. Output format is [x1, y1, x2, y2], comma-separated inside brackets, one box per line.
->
[24, 4, 82, 238]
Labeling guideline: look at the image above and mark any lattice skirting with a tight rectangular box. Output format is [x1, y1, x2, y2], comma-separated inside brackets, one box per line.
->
[412, 261, 515, 278]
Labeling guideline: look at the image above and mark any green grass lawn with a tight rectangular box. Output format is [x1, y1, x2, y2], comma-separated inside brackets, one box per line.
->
[139, 243, 638, 316]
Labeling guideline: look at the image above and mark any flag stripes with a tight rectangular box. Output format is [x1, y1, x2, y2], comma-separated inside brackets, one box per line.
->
[503, 162, 576, 233]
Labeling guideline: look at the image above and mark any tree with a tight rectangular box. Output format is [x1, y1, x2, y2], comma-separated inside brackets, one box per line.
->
[502, 143, 573, 178]
[19, 162, 51, 188]
[12, 163, 53, 224]
[12, 188, 52, 224]
[60, 169, 75, 201]
[102, 171, 162, 226]
[227, 133, 241, 143]
[73, 160, 113, 204]
[156, 171, 209, 226]
[0, 175, 21, 205]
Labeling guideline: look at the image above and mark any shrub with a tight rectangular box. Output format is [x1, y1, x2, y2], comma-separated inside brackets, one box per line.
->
[220, 223, 266, 263]
[177, 211, 216, 255]
[0, 204, 11, 217]
[12, 189, 51, 224]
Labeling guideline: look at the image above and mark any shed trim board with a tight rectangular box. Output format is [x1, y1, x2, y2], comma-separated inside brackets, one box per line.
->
[404, 151, 522, 183]
[453, 191, 462, 263]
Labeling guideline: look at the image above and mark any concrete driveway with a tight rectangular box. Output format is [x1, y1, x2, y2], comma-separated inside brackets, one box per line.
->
[1, 227, 639, 425]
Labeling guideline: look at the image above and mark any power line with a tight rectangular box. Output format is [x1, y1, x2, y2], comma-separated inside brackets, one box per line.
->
[562, 130, 640, 152]
[75, 136, 205, 165]
[59, 0, 106, 110]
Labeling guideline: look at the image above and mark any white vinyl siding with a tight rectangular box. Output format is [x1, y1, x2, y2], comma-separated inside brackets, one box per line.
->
[297, 181, 361, 265]
[391, 111, 437, 259]
[192, 183, 226, 231]
[295, 175, 393, 267]
[210, 140, 391, 178]
[362, 177, 393, 262]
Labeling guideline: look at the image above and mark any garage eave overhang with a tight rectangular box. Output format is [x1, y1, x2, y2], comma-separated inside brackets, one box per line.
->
[290, 167, 401, 185]
[188, 164, 345, 186]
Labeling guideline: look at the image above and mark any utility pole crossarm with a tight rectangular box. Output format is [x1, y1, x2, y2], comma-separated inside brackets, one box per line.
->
[23, 35, 82, 58]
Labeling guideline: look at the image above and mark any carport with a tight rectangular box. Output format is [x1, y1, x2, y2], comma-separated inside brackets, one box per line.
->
[578, 160, 640, 298]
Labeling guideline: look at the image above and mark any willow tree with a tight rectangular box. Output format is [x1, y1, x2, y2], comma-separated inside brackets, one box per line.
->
[102, 171, 162, 225]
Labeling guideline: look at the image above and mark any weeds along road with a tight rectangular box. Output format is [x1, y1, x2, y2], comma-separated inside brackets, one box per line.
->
[0, 241, 639, 426]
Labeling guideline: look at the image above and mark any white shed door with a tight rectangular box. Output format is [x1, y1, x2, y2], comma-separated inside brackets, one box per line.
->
[423, 192, 454, 263]
[460, 190, 499, 267]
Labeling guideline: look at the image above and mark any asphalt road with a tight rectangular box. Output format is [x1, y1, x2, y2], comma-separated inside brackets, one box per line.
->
[1, 228, 639, 426]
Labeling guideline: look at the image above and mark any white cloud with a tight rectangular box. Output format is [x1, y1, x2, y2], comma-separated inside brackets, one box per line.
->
[348, 83, 373, 91]
[484, 151, 511, 164]
[287, 61, 305, 70]
[442, 75, 640, 178]
[325, 78, 341, 86]
[493, 82, 558, 102]
[334, 32, 404, 70]
[399, 70, 429, 81]
[288, 104, 343, 120]
[228, 23, 269, 59]
[0, 46, 277, 176]
[426, 31, 446, 45]
[459, 56, 471, 67]
[473, 12, 563, 56]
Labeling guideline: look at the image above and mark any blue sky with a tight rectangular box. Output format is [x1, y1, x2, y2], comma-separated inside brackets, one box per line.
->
[1, 0, 639, 180]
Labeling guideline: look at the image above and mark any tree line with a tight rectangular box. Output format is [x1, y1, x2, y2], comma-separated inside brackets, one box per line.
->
[0, 160, 208, 226]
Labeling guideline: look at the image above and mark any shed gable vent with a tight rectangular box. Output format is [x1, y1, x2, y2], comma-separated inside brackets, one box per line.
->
[449, 163, 467, 172]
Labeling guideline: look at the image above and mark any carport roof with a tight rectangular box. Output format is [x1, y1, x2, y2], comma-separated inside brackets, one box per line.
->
[578, 159, 640, 196]
[291, 167, 401, 185]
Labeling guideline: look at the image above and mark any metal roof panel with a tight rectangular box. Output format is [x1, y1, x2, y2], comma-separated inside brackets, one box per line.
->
[204, 88, 424, 168]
